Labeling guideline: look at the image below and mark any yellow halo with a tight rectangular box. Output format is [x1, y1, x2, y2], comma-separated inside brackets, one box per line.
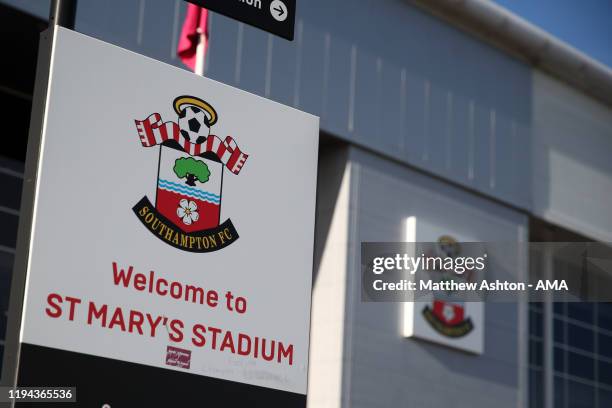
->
[173, 95, 218, 127]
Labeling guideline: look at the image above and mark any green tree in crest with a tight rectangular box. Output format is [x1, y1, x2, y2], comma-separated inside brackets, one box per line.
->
[173, 157, 210, 186]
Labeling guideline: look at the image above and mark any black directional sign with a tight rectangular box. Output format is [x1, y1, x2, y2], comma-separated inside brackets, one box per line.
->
[186, 0, 296, 41]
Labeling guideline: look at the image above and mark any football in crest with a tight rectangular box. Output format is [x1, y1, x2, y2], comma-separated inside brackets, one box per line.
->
[178, 105, 210, 144]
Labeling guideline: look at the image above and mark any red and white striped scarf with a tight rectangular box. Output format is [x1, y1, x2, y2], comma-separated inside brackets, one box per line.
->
[135, 113, 248, 175]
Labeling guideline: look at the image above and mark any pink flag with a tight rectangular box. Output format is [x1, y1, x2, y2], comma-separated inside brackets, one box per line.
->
[177, 4, 209, 74]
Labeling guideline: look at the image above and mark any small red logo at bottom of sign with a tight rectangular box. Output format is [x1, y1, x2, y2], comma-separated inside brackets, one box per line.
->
[166, 345, 191, 369]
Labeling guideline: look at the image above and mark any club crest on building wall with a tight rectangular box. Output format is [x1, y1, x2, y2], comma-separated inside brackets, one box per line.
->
[132, 95, 248, 252]
[422, 236, 475, 338]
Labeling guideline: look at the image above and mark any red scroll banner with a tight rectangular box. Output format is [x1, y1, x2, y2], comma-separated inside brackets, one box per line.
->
[135, 113, 248, 175]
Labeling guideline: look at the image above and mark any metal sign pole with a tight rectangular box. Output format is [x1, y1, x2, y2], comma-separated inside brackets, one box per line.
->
[0, 0, 73, 395]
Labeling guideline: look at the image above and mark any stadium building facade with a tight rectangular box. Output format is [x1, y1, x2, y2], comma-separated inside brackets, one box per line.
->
[1, 0, 612, 407]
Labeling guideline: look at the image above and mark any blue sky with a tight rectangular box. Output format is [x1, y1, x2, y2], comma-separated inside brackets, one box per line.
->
[494, 0, 612, 68]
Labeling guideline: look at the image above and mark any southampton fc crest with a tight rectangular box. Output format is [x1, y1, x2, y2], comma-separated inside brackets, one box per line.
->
[132, 95, 248, 252]
[422, 236, 474, 338]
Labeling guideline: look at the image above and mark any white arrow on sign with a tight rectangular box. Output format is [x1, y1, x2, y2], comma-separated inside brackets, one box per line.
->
[270, 0, 288, 22]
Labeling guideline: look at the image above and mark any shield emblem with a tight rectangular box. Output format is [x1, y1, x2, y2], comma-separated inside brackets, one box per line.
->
[133, 95, 248, 252]
[156, 145, 223, 232]
[432, 299, 465, 326]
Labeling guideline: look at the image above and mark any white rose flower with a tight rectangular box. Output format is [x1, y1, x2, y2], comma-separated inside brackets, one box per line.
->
[177, 199, 199, 225]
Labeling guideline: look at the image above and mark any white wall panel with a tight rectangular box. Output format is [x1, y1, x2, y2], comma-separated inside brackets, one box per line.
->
[338, 146, 528, 408]
[308, 146, 352, 408]
[532, 72, 612, 241]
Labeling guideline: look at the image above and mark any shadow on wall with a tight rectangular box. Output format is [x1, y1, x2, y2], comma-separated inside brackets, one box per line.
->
[312, 134, 349, 285]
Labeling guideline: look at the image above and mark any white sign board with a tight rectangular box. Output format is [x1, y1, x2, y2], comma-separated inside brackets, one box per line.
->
[18, 27, 318, 398]
[402, 218, 485, 354]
